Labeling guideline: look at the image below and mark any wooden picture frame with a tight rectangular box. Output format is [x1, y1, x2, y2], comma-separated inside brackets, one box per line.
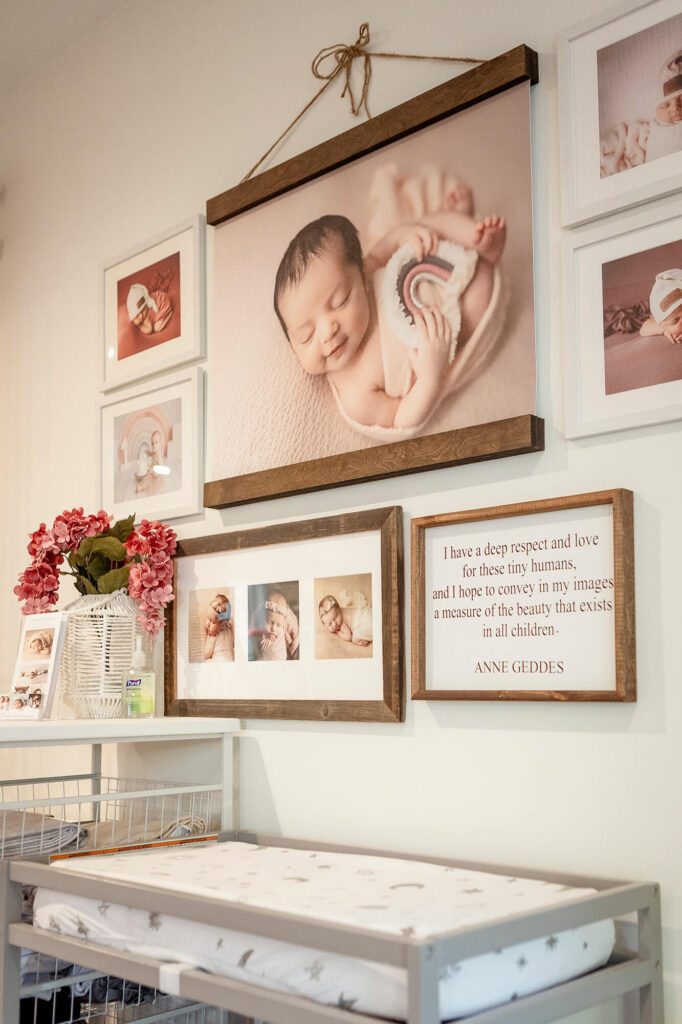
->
[102, 215, 205, 391]
[204, 46, 542, 509]
[563, 195, 682, 438]
[558, 0, 682, 226]
[165, 505, 404, 721]
[411, 490, 635, 702]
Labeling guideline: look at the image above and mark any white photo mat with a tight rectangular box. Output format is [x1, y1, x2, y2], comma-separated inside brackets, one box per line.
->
[558, 0, 682, 225]
[102, 215, 205, 390]
[563, 195, 682, 438]
[424, 505, 616, 693]
[176, 531, 383, 702]
[99, 366, 203, 522]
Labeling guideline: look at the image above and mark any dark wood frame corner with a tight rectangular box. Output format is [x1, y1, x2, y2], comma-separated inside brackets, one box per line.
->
[411, 489, 636, 702]
[203, 45, 542, 509]
[165, 505, 404, 722]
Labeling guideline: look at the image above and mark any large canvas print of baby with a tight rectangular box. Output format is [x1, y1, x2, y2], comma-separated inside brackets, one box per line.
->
[273, 169, 506, 438]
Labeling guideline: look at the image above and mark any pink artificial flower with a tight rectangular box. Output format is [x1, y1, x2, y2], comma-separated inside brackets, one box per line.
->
[21, 594, 58, 615]
[124, 533, 151, 558]
[92, 510, 114, 533]
[27, 524, 61, 558]
[52, 507, 102, 550]
[17, 509, 175, 637]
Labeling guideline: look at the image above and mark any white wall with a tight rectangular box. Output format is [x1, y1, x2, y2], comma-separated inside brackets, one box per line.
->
[1, 1, 680, 1021]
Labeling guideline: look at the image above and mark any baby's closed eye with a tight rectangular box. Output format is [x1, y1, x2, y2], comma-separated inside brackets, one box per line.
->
[331, 291, 350, 309]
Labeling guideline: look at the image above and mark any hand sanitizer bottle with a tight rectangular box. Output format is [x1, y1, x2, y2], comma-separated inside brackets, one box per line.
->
[123, 637, 155, 719]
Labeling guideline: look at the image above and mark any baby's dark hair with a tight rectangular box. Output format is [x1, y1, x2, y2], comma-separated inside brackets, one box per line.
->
[273, 215, 364, 337]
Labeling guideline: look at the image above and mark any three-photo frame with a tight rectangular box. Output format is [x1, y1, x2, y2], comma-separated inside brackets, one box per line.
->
[165, 506, 404, 722]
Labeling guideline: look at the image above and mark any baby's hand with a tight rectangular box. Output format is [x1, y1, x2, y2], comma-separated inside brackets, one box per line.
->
[354, 638, 370, 646]
[401, 224, 439, 261]
[663, 328, 682, 345]
[408, 308, 451, 385]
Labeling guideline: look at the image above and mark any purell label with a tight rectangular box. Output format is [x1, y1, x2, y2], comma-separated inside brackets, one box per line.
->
[126, 679, 142, 687]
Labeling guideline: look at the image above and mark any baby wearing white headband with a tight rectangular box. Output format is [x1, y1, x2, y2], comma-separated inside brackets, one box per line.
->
[639, 269, 682, 345]
[254, 590, 300, 661]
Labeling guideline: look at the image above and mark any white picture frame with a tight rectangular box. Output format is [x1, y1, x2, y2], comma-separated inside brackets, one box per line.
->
[102, 215, 205, 390]
[562, 195, 682, 438]
[99, 366, 203, 522]
[1, 612, 68, 720]
[558, 0, 682, 226]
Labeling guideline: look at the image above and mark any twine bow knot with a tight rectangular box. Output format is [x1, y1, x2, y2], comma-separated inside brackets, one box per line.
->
[240, 24, 484, 183]
[312, 23, 373, 118]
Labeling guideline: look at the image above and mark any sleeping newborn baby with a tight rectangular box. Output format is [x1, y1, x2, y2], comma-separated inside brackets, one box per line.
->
[273, 180, 505, 438]
[640, 269, 682, 345]
[318, 592, 372, 648]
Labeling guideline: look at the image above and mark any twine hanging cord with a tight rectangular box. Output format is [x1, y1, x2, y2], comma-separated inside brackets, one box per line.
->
[241, 24, 484, 183]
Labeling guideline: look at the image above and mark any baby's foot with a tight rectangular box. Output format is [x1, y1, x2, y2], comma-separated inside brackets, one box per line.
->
[473, 216, 506, 265]
[446, 182, 473, 215]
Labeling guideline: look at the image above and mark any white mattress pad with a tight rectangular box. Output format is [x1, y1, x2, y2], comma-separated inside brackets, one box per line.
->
[34, 840, 615, 1020]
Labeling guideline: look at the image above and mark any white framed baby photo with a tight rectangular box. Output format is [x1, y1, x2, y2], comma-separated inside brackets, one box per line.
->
[558, 0, 682, 225]
[99, 366, 203, 522]
[1, 612, 68, 720]
[563, 195, 682, 438]
[102, 215, 205, 390]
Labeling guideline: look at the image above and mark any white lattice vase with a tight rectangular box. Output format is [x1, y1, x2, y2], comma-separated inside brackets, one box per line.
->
[59, 590, 142, 719]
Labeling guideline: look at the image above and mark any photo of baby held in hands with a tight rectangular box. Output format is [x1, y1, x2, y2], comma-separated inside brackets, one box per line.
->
[314, 574, 374, 661]
[248, 582, 300, 662]
[187, 587, 235, 663]
[209, 82, 535, 481]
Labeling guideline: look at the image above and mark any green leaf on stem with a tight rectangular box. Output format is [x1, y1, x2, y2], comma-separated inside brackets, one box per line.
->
[77, 537, 95, 560]
[97, 566, 131, 594]
[90, 536, 128, 562]
[67, 550, 82, 570]
[110, 514, 136, 544]
[87, 552, 110, 580]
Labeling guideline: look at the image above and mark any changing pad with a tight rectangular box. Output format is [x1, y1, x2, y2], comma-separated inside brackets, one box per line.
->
[34, 840, 615, 1020]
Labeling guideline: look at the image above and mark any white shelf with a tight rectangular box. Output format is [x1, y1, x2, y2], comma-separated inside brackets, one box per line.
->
[0, 717, 240, 748]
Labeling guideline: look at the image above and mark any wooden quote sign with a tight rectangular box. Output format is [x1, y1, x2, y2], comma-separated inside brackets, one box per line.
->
[411, 490, 635, 701]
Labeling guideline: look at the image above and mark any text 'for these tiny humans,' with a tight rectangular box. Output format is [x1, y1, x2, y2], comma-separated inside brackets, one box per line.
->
[427, 508, 616, 690]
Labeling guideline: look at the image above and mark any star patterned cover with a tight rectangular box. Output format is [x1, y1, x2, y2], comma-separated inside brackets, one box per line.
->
[34, 841, 615, 1020]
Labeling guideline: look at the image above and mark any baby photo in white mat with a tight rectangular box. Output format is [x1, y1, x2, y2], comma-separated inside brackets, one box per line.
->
[314, 573, 374, 660]
[187, 587, 235, 664]
[248, 581, 300, 663]
[598, 16, 682, 178]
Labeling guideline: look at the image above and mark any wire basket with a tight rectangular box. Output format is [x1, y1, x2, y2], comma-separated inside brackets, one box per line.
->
[0, 774, 221, 858]
[19, 950, 223, 1023]
[59, 591, 144, 719]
